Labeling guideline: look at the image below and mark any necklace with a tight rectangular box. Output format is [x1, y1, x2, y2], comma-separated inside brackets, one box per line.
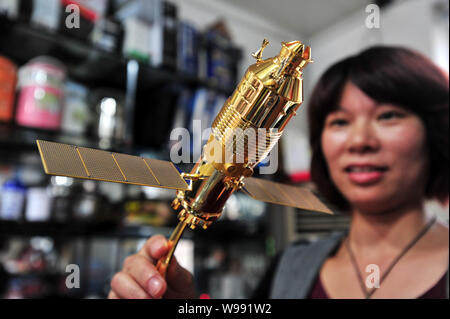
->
[345, 215, 437, 299]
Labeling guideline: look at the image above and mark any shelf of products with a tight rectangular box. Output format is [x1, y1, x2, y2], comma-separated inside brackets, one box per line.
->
[0, 15, 242, 151]
[0, 162, 270, 298]
[0, 0, 272, 300]
[0, 217, 268, 241]
[0, 17, 239, 94]
[0, 221, 175, 239]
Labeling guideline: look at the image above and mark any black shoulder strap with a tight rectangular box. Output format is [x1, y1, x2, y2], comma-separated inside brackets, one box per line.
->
[270, 231, 346, 299]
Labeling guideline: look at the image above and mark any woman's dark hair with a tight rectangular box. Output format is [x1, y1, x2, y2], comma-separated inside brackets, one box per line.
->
[308, 46, 449, 211]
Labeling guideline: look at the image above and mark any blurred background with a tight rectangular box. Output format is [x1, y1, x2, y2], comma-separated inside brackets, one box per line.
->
[0, 0, 448, 299]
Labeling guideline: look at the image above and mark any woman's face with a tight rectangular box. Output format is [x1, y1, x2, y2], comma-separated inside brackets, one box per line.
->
[321, 81, 429, 213]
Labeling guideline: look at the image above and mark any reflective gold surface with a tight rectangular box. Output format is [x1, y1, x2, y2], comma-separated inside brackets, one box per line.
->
[36, 140, 189, 190]
[242, 177, 333, 214]
[36, 40, 332, 278]
[157, 40, 318, 276]
[206, 40, 312, 174]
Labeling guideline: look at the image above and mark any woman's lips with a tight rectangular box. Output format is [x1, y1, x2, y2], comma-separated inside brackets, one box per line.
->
[344, 165, 388, 185]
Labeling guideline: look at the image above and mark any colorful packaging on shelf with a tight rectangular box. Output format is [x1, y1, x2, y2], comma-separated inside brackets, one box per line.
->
[15, 56, 66, 130]
[91, 17, 123, 53]
[178, 22, 198, 75]
[118, 0, 161, 64]
[25, 187, 53, 222]
[161, 1, 178, 69]
[123, 199, 173, 227]
[0, 56, 17, 122]
[72, 0, 109, 20]
[90, 88, 126, 146]
[31, 0, 61, 30]
[122, 17, 151, 62]
[62, 81, 90, 135]
[0, 172, 26, 221]
[204, 30, 240, 90]
[114, 0, 158, 25]
[117, 0, 177, 68]
[148, 21, 163, 67]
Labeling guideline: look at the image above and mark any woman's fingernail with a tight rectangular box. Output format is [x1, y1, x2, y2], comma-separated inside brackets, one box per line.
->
[148, 276, 164, 297]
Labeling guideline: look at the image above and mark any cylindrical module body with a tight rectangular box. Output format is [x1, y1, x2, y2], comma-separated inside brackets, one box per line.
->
[173, 40, 313, 229]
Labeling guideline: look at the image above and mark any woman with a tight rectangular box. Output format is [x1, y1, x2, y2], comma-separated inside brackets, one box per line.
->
[108, 46, 449, 299]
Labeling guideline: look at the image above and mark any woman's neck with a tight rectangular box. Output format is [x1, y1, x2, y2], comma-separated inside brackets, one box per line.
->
[347, 201, 431, 255]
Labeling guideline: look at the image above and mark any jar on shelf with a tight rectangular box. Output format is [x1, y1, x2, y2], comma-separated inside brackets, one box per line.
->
[61, 81, 90, 135]
[25, 186, 53, 222]
[89, 88, 125, 148]
[0, 56, 17, 123]
[0, 171, 26, 221]
[15, 56, 66, 130]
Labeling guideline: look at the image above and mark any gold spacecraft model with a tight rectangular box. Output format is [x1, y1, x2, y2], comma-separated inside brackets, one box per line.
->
[37, 40, 332, 277]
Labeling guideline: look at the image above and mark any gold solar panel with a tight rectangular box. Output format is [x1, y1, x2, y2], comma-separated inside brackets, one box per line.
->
[112, 152, 159, 186]
[78, 147, 125, 182]
[37, 140, 89, 179]
[242, 177, 333, 214]
[242, 178, 277, 202]
[143, 158, 189, 190]
[36, 140, 189, 191]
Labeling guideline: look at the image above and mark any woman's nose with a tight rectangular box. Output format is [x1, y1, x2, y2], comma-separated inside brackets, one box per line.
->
[347, 122, 380, 154]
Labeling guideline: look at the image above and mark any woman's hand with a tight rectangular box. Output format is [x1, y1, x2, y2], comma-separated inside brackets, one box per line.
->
[108, 235, 196, 299]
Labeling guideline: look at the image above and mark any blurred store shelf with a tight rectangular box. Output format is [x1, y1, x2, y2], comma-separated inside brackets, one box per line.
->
[0, 219, 266, 241]
[0, 4, 261, 299]
[0, 220, 173, 239]
[0, 16, 237, 95]
[0, 122, 142, 156]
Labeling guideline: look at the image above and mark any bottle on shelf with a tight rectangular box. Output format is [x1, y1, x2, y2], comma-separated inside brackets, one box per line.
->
[30, 0, 61, 31]
[25, 181, 53, 223]
[61, 81, 91, 136]
[89, 88, 126, 149]
[0, 56, 17, 123]
[177, 22, 199, 76]
[15, 56, 66, 131]
[0, 170, 26, 221]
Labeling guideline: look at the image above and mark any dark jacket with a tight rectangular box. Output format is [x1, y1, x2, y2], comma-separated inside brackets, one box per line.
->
[268, 231, 449, 299]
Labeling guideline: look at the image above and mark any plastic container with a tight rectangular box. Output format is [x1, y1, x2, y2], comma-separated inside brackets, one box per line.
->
[90, 88, 125, 146]
[0, 172, 26, 221]
[25, 187, 53, 222]
[0, 56, 17, 122]
[62, 81, 90, 135]
[15, 56, 66, 130]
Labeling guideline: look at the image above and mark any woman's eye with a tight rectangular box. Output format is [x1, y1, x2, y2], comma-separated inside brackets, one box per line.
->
[329, 119, 348, 126]
[378, 111, 404, 120]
